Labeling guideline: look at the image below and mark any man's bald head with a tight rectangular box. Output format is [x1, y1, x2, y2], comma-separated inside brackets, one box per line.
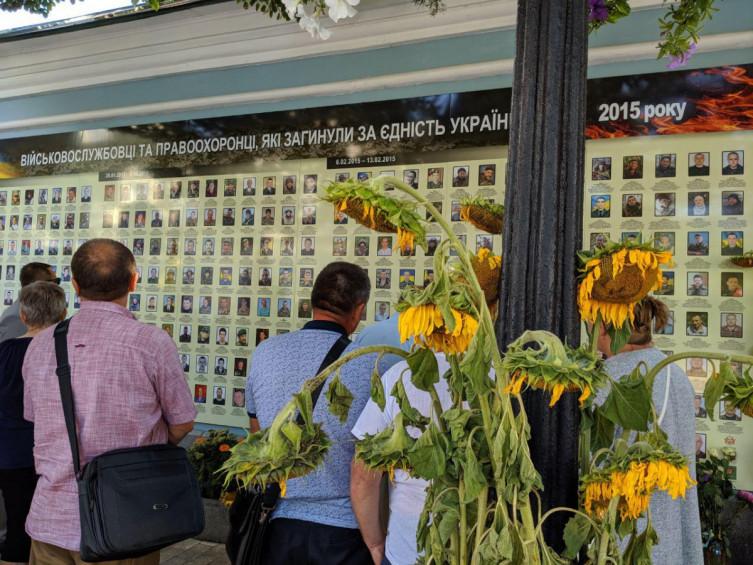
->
[72, 238, 136, 301]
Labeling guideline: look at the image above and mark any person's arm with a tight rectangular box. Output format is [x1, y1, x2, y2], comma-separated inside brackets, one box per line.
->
[152, 331, 198, 442]
[351, 459, 385, 565]
[168, 421, 194, 445]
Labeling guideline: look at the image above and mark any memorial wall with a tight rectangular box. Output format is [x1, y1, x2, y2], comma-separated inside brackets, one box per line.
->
[1, 63, 751, 485]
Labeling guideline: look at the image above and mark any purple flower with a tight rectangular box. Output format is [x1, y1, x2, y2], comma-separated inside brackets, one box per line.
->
[666, 42, 698, 69]
[588, 0, 609, 22]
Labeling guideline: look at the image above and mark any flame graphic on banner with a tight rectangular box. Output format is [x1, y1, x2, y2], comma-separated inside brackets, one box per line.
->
[585, 122, 649, 139]
[586, 66, 753, 139]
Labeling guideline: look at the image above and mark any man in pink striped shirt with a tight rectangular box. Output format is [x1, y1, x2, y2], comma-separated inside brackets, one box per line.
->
[23, 239, 196, 564]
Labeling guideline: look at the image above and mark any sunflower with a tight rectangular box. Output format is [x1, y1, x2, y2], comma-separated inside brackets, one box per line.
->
[500, 331, 606, 408]
[471, 248, 502, 304]
[503, 371, 592, 408]
[578, 243, 673, 329]
[398, 303, 479, 355]
[325, 180, 426, 253]
[582, 457, 695, 521]
[460, 197, 504, 234]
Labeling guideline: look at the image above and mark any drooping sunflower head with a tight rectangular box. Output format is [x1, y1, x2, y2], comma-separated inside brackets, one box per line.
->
[324, 179, 426, 252]
[578, 241, 673, 329]
[460, 197, 504, 234]
[501, 331, 607, 408]
[397, 303, 479, 355]
[583, 448, 696, 522]
[471, 247, 502, 304]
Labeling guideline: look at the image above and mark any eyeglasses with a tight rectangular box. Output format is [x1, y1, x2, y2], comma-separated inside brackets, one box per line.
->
[52, 277, 62, 285]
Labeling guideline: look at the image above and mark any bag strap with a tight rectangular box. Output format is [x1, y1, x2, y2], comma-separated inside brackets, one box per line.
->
[53, 318, 81, 478]
[261, 333, 350, 510]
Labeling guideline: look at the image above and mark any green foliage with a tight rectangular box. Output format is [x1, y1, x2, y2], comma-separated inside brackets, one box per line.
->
[235, 0, 290, 20]
[369, 367, 386, 411]
[600, 364, 652, 432]
[355, 412, 415, 473]
[407, 347, 440, 392]
[562, 513, 593, 559]
[186, 429, 241, 498]
[587, 0, 719, 61]
[220, 393, 331, 489]
[704, 362, 753, 421]
[325, 371, 354, 423]
[657, 0, 718, 59]
[696, 448, 736, 554]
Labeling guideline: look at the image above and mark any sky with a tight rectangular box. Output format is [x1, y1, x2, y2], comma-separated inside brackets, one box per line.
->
[0, 0, 137, 33]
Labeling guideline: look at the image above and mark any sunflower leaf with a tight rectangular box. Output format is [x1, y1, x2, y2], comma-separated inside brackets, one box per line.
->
[326, 372, 354, 424]
[391, 377, 429, 427]
[370, 369, 386, 412]
[408, 422, 447, 480]
[408, 348, 440, 392]
[601, 367, 652, 431]
[563, 514, 592, 559]
[462, 441, 488, 503]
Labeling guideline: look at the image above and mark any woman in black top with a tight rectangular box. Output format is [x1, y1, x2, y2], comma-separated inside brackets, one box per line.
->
[0, 281, 66, 564]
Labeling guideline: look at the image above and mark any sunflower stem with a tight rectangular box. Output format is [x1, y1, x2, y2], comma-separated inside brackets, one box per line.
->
[472, 487, 489, 565]
[459, 479, 468, 565]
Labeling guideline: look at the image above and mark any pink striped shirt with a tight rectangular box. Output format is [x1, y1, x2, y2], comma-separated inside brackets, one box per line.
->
[23, 301, 196, 551]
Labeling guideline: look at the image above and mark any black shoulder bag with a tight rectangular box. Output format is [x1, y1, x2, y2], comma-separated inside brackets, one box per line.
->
[226, 334, 350, 565]
[54, 319, 205, 563]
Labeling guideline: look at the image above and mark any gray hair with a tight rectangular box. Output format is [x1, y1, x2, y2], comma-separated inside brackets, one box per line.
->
[19, 281, 67, 328]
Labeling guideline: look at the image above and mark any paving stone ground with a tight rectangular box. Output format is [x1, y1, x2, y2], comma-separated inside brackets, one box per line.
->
[160, 539, 230, 564]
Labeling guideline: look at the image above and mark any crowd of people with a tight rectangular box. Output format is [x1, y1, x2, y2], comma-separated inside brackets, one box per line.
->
[0, 240, 702, 565]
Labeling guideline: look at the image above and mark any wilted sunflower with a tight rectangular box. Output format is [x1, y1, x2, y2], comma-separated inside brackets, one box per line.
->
[471, 247, 502, 304]
[583, 455, 695, 521]
[500, 331, 606, 408]
[398, 303, 479, 356]
[324, 180, 426, 253]
[460, 197, 504, 234]
[578, 242, 673, 329]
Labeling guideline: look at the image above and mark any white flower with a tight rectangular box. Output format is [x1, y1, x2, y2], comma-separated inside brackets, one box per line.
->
[296, 4, 331, 40]
[324, 0, 359, 23]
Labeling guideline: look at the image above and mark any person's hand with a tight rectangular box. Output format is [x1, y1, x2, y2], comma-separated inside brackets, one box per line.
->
[367, 542, 385, 565]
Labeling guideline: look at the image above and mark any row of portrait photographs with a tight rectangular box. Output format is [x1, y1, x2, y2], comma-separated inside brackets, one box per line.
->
[0, 197, 498, 232]
[0, 186, 93, 207]
[650, 311, 745, 339]
[0, 233, 496, 260]
[0, 163, 502, 209]
[590, 191, 744, 218]
[591, 151, 745, 181]
[192, 384, 246, 408]
[588, 231, 746, 256]
[124, 293, 396, 322]
[651, 270, 745, 298]
[694, 392, 748, 422]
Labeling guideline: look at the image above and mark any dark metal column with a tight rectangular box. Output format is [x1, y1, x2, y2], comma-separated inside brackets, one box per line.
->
[496, 0, 588, 550]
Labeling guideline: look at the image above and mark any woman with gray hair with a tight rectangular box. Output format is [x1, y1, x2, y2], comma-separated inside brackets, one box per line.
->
[0, 281, 66, 565]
